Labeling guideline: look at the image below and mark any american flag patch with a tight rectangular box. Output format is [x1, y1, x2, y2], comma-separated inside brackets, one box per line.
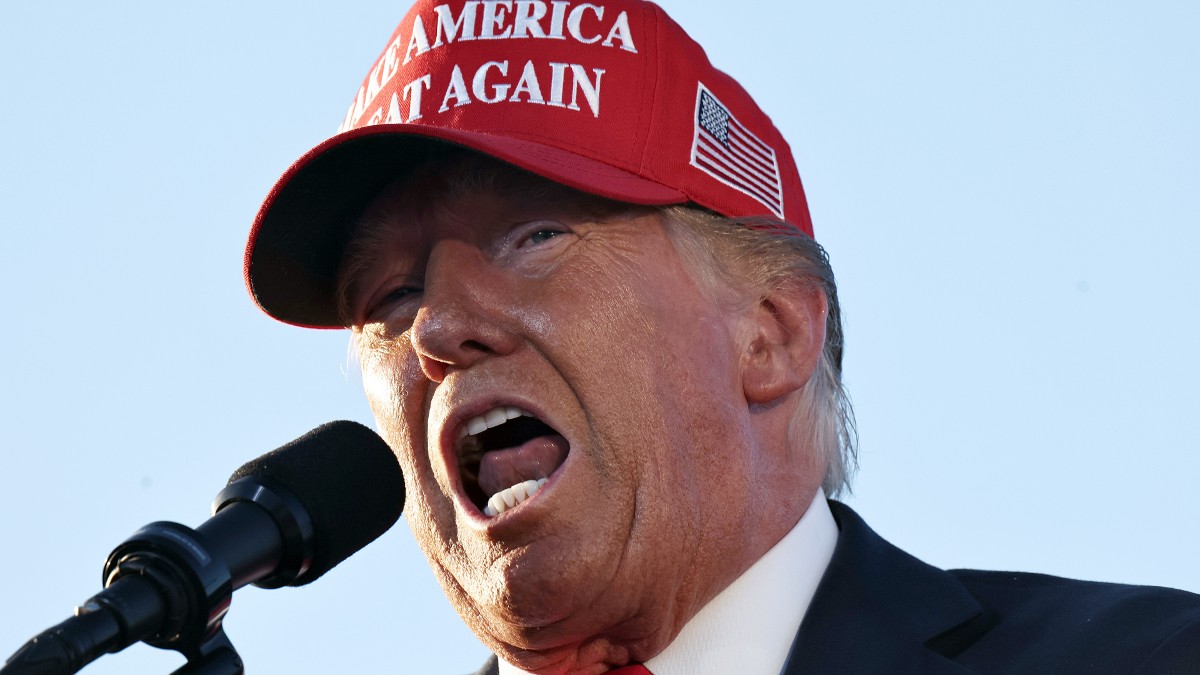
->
[690, 84, 785, 217]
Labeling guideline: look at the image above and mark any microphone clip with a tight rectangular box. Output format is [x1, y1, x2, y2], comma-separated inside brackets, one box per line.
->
[102, 521, 240, 672]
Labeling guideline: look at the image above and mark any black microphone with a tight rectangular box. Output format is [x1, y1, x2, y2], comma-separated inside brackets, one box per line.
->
[2, 420, 404, 675]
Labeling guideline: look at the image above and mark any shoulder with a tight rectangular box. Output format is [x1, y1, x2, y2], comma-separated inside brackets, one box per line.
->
[947, 568, 1200, 671]
[814, 502, 1200, 672]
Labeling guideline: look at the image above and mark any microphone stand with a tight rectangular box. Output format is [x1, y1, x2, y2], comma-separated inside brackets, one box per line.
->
[4, 477, 314, 675]
[171, 629, 242, 675]
[2, 518, 247, 675]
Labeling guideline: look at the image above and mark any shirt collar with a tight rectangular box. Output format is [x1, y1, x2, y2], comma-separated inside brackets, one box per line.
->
[499, 489, 837, 675]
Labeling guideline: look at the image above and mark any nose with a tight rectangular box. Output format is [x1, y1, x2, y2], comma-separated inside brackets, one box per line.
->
[409, 242, 519, 383]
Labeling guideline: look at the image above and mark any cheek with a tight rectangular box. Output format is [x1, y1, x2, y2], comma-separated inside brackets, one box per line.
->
[358, 336, 465, 549]
[358, 337, 431, 482]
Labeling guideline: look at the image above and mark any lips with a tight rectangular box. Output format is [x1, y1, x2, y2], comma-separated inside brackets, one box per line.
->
[455, 406, 570, 516]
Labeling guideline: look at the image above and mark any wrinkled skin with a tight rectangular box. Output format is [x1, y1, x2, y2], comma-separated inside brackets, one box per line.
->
[343, 159, 826, 674]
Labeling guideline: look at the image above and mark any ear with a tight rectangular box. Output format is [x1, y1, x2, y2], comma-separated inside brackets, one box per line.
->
[741, 282, 828, 405]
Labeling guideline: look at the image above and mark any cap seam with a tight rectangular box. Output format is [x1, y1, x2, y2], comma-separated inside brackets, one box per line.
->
[633, 2, 659, 181]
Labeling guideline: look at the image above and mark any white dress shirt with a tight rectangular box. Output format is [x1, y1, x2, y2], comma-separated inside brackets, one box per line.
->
[499, 489, 838, 674]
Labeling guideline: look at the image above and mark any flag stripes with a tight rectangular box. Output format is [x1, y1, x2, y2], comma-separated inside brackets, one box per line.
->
[690, 85, 784, 217]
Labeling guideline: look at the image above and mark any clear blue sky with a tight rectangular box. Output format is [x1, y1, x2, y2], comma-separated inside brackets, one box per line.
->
[2, 2, 1197, 673]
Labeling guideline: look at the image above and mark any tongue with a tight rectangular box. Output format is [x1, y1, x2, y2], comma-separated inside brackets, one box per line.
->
[478, 435, 569, 497]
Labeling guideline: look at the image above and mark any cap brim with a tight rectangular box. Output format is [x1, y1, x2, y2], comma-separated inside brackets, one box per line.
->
[244, 124, 687, 328]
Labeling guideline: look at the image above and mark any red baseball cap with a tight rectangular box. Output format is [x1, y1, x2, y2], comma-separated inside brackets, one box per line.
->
[245, 0, 813, 328]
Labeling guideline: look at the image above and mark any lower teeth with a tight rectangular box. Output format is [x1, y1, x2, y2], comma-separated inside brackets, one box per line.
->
[484, 477, 549, 516]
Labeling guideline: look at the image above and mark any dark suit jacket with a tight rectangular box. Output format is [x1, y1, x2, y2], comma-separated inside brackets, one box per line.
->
[473, 501, 1200, 674]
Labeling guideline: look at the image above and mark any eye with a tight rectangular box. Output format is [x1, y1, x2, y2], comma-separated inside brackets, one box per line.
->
[527, 229, 564, 245]
[383, 286, 420, 303]
[515, 220, 570, 249]
[364, 285, 422, 322]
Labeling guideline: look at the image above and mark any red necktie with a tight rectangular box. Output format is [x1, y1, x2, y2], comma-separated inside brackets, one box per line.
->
[609, 667, 651, 674]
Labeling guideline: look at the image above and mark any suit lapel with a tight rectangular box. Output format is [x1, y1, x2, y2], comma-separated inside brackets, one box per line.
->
[783, 502, 992, 674]
[471, 655, 499, 675]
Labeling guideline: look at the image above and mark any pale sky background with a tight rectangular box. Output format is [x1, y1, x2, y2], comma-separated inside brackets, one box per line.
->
[2, 1, 1197, 673]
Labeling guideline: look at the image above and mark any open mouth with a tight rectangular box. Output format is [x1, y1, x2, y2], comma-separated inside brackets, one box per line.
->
[457, 406, 569, 516]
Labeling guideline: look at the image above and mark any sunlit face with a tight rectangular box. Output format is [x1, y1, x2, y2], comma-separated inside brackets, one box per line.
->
[343, 158, 804, 673]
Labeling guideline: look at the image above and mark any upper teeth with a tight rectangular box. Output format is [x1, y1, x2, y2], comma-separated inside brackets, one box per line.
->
[460, 406, 530, 438]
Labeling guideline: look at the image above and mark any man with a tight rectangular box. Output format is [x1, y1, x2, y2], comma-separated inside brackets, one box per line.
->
[243, 1, 1200, 672]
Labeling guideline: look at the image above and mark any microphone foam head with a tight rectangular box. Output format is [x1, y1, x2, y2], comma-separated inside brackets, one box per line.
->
[228, 420, 404, 585]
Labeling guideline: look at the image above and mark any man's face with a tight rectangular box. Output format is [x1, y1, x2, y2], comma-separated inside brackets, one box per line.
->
[344, 159, 794, 671]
